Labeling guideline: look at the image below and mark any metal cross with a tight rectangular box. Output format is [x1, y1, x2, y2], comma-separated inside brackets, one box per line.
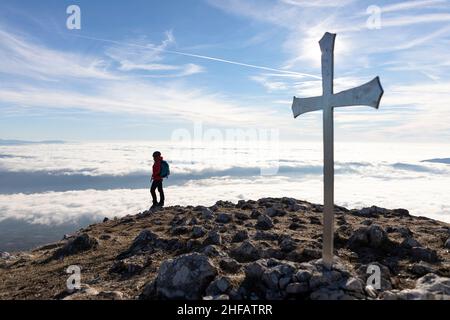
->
[291, 32, 384, 267]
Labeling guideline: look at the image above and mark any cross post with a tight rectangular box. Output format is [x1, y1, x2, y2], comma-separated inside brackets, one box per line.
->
[291, 32, 384, 268]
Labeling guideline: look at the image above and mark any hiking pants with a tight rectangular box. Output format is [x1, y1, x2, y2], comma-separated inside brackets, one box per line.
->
[151, 180, 164, 205]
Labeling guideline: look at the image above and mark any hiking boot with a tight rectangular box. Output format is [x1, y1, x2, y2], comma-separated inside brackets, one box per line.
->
[158, 202, 164, 208]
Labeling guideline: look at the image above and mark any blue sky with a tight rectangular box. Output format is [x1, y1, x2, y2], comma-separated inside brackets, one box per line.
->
[0, 0, 449, 142]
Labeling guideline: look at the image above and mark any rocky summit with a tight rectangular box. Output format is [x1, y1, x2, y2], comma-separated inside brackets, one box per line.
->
[0, 197, 449, 300]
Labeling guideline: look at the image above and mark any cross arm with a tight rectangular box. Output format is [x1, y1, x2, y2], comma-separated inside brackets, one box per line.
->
[292, 95, 323, 118]
[331, 76, 384, 109]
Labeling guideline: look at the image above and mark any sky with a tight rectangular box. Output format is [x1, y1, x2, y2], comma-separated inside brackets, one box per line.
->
[0, 0, 450, 143]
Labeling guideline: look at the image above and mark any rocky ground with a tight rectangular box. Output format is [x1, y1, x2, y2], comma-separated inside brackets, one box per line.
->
[0, 197, 449, 300]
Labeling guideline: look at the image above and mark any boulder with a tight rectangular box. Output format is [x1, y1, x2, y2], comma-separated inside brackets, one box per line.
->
[265, 207, 286, 217]
[231, 230, 249, 243]
[348, 224, 390, 249]
[146, 253, 218, 300]
[230, 240, 261, 262]
[410, 247, 439, 263]
[286, 282, 309, 295]
[381, 273, 450, 300]
[53, 234, 98, 259]
[202, 230, 222, 246]
[254, 230, 279, 241]
[250, 210, 262, 219]
[192, 226, 206, 239]
[410, 261, 436, 276]
[256, 215, 274, 230]
[201, 208, 214, 220]
[219, 257, 242, 273]
[117, 230, 159, 259]
[216, 213, 232, 224]
[202, 245, 226, 258]
[205, 276, 231, 296]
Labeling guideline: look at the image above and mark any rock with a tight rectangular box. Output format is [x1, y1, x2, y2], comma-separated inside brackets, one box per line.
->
[250, 210, 261, 219]
[0, 252, 11, 259]
[254, 230, 279, 241]
[244, 260, 268, 279]
[279, 236, 297, 253]
[256, 215, 274, 230]
[201, 208, 214, 220]
[202, 230, 222, 246]
[234, 212, 250, 220]
[192, 226, 206, 239]
[348, 224, 389, 249]
[99, 234, 112, 240]
[231, 230, 249, 243]
[289, 222, 304, 230]
[188, 217, 199, 225]
[53, 234, 98, 259]
[401, 236, 422, 248]
[261, 268, 282, 290]
[295, 270, 312, 282]
[410, 247, 439, 263]
[97, 291, 124, 300]
[146, 253, 218, 300]
[209, 205, 219, 212]
[355, 206, 388, 217]
[231, 240, 261, 263]
[286, 282, 309, 295]
[219, 257, 242, 273]
[206, 276, 231, 295]
[117, 230, 159, 259]
[310, 288, 347, 300]
[309, 216, 322, 225]
[216, 213, 232, 223]
[309, 270, 343, 290]
[386, 226, 413, 237]
[444, 238, 450, 249]
[392, 208, 410, 217]
[61, 284, 99, 300]
[265, 207, 285, 217]
[103, 217, 109, 223]
[171, 226, 189, 236]
[203, 294, 230, 300]
[381, 274, 450, 300]
[109, 257, 148, 276]
[202, 245, 226, 258]
[410, 261, 436, 276]
[342, 277, 364, 294]
[367, 225, 389, 247]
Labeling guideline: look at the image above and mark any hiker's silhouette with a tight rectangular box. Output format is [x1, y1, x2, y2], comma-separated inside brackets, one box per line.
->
[150, 151, 168, 209]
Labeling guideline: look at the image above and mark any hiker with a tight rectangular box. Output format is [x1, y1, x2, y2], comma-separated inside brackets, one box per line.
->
[150, 151, 170, 209]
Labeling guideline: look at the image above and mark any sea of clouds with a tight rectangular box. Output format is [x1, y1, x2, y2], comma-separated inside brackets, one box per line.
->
[0, 140, 449, 251]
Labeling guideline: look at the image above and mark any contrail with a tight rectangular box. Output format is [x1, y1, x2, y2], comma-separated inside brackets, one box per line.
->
[67, 33, 321, 79]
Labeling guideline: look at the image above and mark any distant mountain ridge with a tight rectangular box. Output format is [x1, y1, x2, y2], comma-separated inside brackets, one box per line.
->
[0, 139, 65, 146]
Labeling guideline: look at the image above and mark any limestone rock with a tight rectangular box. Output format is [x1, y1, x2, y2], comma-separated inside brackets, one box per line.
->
[145, 253, 217, 300]
[53, 234, 98, 259]
[231, 240, 261, 262]
[256, 214, 274, 230]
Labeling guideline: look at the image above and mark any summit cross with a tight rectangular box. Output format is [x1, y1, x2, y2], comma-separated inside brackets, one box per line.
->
[291, 32, 384, 267]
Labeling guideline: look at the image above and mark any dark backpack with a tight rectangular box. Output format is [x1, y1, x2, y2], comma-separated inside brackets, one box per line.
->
[160, 160, 170, 178]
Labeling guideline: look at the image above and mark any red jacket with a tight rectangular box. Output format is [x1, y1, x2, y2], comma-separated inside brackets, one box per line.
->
[152, 156, 163, 181]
